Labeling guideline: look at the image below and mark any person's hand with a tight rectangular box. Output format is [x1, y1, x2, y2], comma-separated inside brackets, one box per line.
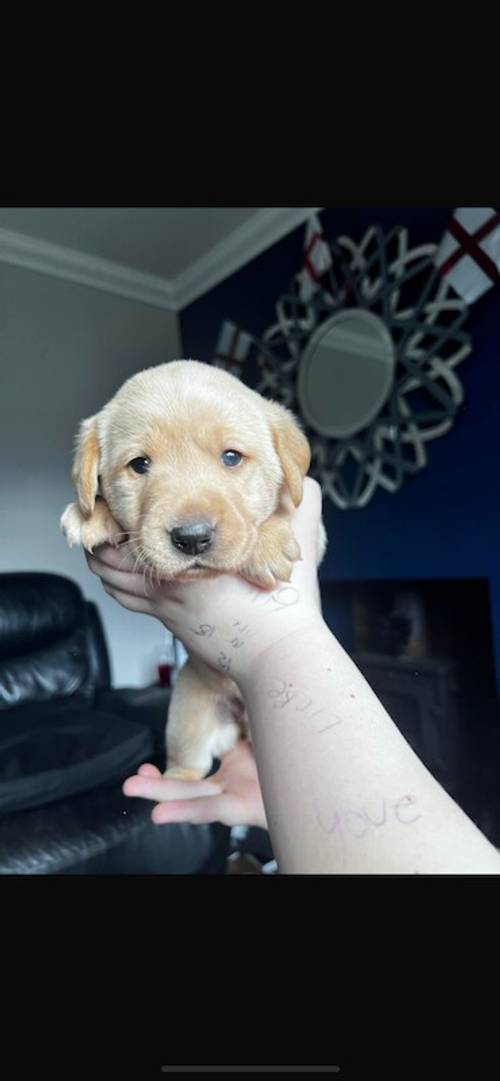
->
[86, 477, 324, 685]
[122, 738, 267, 829]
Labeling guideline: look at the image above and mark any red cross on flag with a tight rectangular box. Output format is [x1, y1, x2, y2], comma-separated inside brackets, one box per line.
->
[435, 208, 500, 304]
[213, 320, 252, 373]
[298, 213, 333, 303]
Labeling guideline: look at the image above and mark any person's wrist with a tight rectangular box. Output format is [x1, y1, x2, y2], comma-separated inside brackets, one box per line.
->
[157, 606, 325, 690]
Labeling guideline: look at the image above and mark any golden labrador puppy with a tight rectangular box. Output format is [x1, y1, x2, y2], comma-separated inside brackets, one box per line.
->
[61, 360, 325, 780]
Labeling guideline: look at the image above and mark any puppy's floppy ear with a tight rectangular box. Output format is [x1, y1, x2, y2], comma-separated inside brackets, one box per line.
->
[265, 400, 311, 507]
[71, 415, 100, 517]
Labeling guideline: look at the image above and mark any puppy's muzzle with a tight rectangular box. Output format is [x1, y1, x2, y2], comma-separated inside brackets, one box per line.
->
[170, 520, 215, 556]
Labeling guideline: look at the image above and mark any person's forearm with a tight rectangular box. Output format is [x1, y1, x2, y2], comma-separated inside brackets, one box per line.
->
[238, 621, 500, 874]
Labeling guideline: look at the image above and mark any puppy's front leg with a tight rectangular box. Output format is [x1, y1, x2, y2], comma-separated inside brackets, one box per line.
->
[165, 657, 240, 780]
[60, 498, 124, 552]
[240, 514, 301, 590]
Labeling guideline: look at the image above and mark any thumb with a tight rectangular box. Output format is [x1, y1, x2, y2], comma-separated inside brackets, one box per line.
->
[289, 477, 324, 598]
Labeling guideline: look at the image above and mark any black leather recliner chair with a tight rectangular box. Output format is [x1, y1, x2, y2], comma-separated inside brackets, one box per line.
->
[0, 573, 231, 874]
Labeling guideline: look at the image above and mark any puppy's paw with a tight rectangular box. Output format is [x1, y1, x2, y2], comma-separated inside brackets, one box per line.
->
[60, 500, 123, 553]
[242, 518, 301, 590]
[60, 502, 85, 547]
[163, 766, 205, 781]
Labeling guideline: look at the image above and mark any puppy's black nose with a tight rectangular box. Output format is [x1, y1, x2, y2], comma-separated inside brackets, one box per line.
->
[170, 521, 214, 556]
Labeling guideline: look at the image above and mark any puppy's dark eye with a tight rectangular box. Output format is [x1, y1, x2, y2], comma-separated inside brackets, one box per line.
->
[128, 457, 151, 475]
[221, 449, 243, 468]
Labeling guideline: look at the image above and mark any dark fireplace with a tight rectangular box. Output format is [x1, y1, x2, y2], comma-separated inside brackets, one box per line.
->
[320, 578, 500, 845]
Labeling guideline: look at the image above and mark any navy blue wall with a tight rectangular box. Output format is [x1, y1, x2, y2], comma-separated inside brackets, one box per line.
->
[179, 209, 500, 690]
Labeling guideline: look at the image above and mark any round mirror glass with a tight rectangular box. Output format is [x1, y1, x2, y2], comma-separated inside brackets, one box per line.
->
[297, 309, 395, 439]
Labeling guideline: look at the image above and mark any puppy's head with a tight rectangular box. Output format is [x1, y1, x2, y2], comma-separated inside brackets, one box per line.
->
[71, 360, 310, 579]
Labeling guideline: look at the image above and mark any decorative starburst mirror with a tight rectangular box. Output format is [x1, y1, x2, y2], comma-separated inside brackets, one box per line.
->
[212, 211, 500, 509]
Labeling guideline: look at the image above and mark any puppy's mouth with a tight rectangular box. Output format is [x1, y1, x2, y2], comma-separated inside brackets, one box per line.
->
[180, 560, 216, 577]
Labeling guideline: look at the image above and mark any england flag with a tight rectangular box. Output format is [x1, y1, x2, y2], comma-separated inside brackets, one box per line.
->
[213, 320, 252, 373]
[297, 213, 333, 303]
[435, 208, 500, 304]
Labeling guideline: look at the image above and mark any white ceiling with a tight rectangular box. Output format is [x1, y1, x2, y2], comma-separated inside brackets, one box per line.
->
[0, 207, 321, 310]
[0, 207, 261, 278]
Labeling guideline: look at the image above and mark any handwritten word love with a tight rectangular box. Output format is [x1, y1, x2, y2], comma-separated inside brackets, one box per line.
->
[315, 794, 422, 840]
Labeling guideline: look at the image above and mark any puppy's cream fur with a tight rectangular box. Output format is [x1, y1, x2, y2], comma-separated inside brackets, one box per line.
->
[61, 360, 325, 779]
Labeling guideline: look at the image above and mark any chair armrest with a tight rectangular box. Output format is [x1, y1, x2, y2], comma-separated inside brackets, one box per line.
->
[95, 685, 170, 754]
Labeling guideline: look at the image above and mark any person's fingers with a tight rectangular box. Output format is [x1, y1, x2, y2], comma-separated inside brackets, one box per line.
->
[100, 583, 157, 614]
[285, 478, 323, 601]
[87, 553, 155, 597]
[122, 774, 223, 801]
[292, 478, 323, 555]
[151, 795, 227, 825]
[87, 543, 139, 573]
[137, 763, 162, 778]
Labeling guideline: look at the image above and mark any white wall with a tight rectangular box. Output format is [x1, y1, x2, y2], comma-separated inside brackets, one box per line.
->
[0, 262, 182, 686]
